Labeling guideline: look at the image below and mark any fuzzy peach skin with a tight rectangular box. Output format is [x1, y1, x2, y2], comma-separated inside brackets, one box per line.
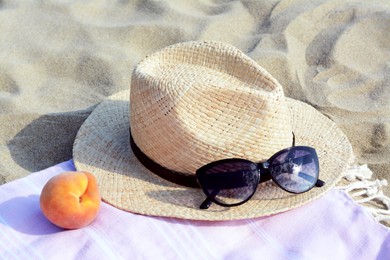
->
[40, 171, 101, 229]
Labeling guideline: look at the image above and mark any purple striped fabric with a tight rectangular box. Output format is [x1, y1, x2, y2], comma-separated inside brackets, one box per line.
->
[0, 160, 389, 259]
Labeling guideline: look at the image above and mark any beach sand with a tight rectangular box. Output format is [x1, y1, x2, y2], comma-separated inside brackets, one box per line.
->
[1, 0, 389, 224]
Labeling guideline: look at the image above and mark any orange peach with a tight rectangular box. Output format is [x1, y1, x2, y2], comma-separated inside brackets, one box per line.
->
[40, 171, 101, 229]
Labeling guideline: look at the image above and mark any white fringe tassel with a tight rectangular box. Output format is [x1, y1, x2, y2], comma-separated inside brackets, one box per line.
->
[336, 165, 390, 223]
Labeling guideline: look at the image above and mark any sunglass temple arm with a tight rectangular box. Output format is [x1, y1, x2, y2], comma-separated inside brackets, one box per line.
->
[200, 189, 220, 209]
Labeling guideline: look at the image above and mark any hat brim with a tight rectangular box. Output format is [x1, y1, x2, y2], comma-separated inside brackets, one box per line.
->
[73, 90, 353, 220]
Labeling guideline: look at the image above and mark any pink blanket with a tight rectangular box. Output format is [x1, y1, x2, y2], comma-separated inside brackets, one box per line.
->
[0, 160, 389, 259]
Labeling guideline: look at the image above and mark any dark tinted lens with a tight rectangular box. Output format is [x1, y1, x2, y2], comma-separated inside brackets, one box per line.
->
[268, 147, 319, 193]
[198, 160, 260, 205]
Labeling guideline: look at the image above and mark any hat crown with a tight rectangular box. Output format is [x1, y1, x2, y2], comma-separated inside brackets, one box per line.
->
[130, 41, 293, 175]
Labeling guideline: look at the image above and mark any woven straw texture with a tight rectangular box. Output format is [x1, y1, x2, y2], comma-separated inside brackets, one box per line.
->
[130, 41, 293, 176]
[73, 41, 354, 220]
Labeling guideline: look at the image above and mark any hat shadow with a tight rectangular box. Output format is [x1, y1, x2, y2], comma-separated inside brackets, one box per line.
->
[0, 195, 63, 235]
[7, 106, 96, 174]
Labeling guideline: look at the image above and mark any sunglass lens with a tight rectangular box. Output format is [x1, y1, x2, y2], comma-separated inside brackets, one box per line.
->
[268, 147, 319, 193]
[198, 160, 260, 206]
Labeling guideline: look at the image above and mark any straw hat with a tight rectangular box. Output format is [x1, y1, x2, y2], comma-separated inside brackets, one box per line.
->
[73, 41, 354, 220]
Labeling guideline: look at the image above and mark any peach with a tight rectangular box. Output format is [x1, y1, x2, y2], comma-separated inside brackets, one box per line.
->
[40, 171, 101, 229]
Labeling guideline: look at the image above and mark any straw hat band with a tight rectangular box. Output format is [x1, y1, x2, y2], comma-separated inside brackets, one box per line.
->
[130, 128, 296, 189]
[130, 132, 199, 188]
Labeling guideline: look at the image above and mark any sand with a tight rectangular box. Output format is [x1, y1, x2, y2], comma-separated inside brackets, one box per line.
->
[1, 0, 389, 224]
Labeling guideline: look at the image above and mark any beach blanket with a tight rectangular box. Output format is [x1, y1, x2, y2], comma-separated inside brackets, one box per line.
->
[0, 160, 389, 259]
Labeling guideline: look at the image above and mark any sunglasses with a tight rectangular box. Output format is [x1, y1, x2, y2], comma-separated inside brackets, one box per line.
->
[196, 146, 325, 209]
[130, 131, 325, 210]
